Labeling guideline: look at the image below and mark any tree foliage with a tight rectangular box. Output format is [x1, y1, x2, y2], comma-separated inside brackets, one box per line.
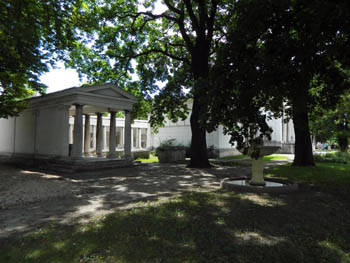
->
[68, 0, 237, 167]
[310, 89, 350, 151]
[208, 0, 350, 166]
[0, 0, 80, 118]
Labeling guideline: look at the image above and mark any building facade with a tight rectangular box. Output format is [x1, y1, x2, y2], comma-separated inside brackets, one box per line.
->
[0, 86, 295, 164]
[151, 101, 295, 157]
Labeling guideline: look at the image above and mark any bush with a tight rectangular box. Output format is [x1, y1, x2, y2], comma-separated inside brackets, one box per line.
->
[313, 151, 350, 164]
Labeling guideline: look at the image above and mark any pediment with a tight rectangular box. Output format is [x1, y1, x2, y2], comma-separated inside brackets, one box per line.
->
[79, 83, 138, 102]
[89, 88, 130, 99]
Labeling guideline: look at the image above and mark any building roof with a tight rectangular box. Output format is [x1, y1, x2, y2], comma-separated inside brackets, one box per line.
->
[26, 83, 138, 114]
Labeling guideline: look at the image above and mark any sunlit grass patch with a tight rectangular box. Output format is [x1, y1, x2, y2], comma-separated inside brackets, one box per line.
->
[136, 153, 159, 163]
[263, 155, 288, 161]
[266, 162, 350, 194]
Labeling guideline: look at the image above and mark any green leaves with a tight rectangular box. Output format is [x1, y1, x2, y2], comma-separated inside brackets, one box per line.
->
[0, 0, 82, 117]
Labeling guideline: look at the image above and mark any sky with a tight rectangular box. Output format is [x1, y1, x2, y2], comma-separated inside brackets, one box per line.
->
[40, 63, 82, 94]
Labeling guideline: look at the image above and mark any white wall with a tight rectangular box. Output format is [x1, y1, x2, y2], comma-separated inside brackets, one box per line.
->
[267, 117, 283, 143]
[14, 111, 35, 154]
[152, 125, 192, 148]
[36, 106, 69, 156]
[0, 118, 15, 153]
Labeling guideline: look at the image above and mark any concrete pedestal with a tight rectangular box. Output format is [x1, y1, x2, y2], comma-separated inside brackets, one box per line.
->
[250, 158, 266, 186]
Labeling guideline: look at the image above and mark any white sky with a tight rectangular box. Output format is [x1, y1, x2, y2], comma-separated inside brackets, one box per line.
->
[40, 64, 82, 94]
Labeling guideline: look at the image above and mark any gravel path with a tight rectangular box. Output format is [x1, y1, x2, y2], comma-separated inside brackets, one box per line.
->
[0, 163, 254, 240]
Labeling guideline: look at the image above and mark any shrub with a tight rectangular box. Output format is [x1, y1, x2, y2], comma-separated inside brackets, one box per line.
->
[313, 151, 350, 164]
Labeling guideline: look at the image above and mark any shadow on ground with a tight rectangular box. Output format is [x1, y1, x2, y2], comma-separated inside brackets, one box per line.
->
[1, 189, 349, 262]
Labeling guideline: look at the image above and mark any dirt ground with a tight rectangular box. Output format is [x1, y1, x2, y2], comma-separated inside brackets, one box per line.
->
[0, 163, 254, 240]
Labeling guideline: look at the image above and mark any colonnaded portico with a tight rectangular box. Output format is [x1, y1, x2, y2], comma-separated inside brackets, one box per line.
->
[69, 104, 133, 160]
[0, 83, 142, 171]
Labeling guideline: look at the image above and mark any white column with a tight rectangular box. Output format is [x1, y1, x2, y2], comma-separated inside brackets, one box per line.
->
[96, 112, 104, 157]
[103, 125, 107, 151]
[138, 128, 142, 149]
[107, 111, 117, 158]
[124, 110, 132, 159]
[69, 124, 73, 144]
[84, 114, 91, 157]
[71, 104, 83, 158]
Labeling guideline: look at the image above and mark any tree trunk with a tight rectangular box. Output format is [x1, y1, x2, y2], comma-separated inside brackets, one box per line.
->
[188, 97, 211, 168]
[188, 42, 211, 168]
[337, 135, 348, 152]
[292, 92, 315, 166]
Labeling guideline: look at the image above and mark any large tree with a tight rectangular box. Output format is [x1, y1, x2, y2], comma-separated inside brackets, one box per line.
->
[68, 0, 237, 168]
[208, 0, 350, 166]
[0, 0, 80, 118]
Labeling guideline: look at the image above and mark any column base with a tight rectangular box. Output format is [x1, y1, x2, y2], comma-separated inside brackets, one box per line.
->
[96, 152, 104, 157]
[123, 155, 132, 160]
[107, 153, 118, 159]
[84, 153, 92, 157]
[70, 156, 83, 160]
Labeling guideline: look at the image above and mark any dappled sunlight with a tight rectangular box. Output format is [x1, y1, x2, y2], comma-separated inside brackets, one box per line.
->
[234, 231, 285, 245]
[318, 240, 350, 260]
[236, 193, 286, 207]
[1, 189, 350, 262]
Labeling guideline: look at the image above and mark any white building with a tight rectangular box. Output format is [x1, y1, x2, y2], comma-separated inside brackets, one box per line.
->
[0, 83, 149, 170]
[151, 100, 295, 157]
[0, 85, 295, 169]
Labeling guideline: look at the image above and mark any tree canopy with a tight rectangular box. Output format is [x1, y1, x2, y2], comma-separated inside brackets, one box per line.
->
[0, 0, 80, 118]
[208, 0, 350, 166]
[68, 0, 238, 167]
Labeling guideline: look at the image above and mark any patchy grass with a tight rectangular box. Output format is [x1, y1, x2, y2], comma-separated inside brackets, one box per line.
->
[1, 163, 350, 262]
[263, 155, 288, 161]
[1, 189, 350, 263]
[314, 151, 350, 164]
[136, 154, 159, 163]
[266, 162, 350, 194]
[218, 154, 249, 160]
[219, 155, 287, 161]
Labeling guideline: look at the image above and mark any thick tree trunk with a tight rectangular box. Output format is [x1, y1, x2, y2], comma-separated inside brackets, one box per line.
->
[292, 92, 315, 166]
[188, 97, 211, 168]
[337, 135, 348, 152]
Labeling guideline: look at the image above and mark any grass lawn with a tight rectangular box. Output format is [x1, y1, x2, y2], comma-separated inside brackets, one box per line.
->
[136, 153, 159, 163]
[266, 162, 350, 194]
[1, 162, 350, 262]
[218, 154, 288, 161]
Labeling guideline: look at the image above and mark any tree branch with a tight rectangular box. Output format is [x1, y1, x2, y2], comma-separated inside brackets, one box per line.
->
[163, 0, 182, 15]
[176, 4, 194, 53]
[183, 0, 200, 34]
[126, 48, 190, 65]
[207, 0, 218, 41]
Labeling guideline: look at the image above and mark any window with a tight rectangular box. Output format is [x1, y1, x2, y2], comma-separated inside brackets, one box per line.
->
[132, 128, 139, 148]
[116, 127, 123, 148]
[106, 130, 110, 148]
[141, 128, 147, 148]
[90, 125, 95, 148]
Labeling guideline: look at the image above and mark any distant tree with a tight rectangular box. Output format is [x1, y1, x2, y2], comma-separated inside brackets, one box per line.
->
[0, 0, 80, 118]
[310, 90, 350, 152]
[209, 0, 350, 166]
